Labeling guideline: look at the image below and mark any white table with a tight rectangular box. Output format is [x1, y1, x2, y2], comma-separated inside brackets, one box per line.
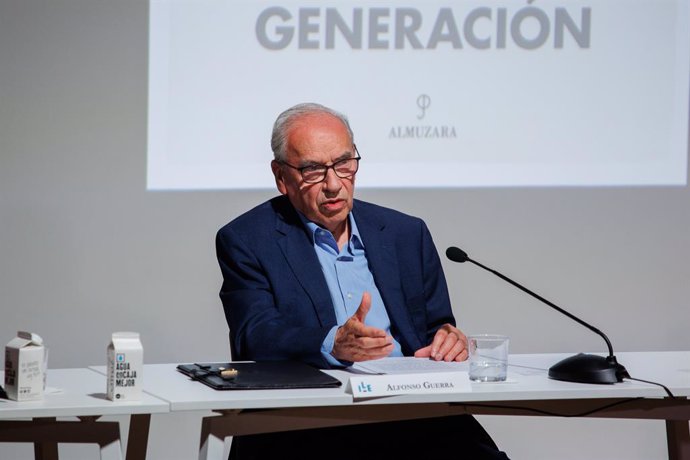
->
[344, 352, 690, 460]
[0, 368, 169, 460]
[90, 362, 354, 459]
[93, 351, 690, 460]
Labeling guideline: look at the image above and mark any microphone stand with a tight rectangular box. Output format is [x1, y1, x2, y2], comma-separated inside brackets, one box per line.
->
[448, 247, 629, 384]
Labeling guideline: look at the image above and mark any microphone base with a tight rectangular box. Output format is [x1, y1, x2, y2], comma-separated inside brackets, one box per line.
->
[548, 353, 630, 384]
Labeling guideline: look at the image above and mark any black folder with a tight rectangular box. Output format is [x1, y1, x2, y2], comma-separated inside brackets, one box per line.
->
[176, 361, 342, 390]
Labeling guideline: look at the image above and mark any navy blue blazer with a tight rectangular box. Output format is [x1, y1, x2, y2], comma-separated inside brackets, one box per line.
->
[216, 195, 456, 368]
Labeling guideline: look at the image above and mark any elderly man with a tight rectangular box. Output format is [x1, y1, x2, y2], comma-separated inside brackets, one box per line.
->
[216, 103, 509, 459]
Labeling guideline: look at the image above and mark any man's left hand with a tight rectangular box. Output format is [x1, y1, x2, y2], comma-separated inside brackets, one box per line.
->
[413, 324, 468, 362]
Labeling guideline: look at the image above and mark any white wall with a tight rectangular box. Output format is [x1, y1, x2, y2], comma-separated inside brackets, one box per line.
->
[1, 1, 688, 459]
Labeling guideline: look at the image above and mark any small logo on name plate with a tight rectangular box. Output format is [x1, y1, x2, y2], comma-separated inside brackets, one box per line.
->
[357, 381, 372, 393]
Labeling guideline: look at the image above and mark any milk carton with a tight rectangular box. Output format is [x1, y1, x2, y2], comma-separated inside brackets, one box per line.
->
[106, 332, 143, 401]
[4, 331, 46, 401]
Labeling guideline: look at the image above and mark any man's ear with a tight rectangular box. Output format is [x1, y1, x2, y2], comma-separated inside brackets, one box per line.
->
[271, 160, 287, 195]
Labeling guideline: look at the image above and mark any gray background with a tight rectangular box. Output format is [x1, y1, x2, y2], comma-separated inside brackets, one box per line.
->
[1, 0, 688, 458]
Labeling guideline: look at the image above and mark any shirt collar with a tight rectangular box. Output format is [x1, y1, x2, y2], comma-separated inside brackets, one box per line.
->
[299, 212, 365, 252]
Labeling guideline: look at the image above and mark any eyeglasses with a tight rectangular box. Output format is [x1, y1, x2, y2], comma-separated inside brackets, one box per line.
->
[279, 146, 361, 184]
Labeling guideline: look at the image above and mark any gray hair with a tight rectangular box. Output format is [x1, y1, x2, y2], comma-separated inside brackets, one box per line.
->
[270, 103, 354, 161]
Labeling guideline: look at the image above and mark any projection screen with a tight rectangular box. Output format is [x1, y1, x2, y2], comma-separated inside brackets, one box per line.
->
[147, 0, 690, 190]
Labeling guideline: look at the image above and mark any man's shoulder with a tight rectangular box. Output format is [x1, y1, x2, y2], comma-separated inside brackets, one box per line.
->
[352, 199, 424, 227]
[217, 195, 294, 237]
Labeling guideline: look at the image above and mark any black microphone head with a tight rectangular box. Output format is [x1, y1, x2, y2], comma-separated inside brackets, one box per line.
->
[446, 246, 469, 263]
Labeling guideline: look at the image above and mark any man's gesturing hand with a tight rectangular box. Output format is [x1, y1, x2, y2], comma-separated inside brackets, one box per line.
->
[413, 324, 468, 362]
[331, 292, 394, 362]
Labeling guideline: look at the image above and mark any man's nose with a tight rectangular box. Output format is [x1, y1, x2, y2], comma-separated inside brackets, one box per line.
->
[322, 167, 342, 191]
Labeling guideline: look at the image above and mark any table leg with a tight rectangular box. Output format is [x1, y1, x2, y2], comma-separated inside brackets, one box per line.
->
[1, 417, 123, 459]
[125, 414, 151, 460]
[667, 420, 690, 460]
[34, 441, 59, 460]
[198, 416, 227, 460]
[33, 417, 58, 460]
[100, 439, 123, 460]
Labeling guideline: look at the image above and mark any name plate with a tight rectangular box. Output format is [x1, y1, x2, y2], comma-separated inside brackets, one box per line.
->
[349, 372, 470, 399]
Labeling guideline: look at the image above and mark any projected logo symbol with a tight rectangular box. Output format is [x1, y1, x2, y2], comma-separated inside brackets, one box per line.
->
[388, 93, 457, 139]
[417, 94, 431, 119]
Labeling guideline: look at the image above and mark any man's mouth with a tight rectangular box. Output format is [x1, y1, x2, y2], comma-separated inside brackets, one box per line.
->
[321, 199, 344, 211]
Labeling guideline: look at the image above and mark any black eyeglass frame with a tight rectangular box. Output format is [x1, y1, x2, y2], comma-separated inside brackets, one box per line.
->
[278, 145, 362, 184]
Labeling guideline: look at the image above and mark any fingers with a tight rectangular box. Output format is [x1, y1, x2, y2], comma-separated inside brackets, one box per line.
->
[415, 342, 467, 361]
[331, 293, 394, 362]
[355, 323, 388, 339]
[332, 325, 394, 362]
[435, 330, 460, 361]
[420, 324, 469, 362]
[453, 347, 469, 362]
[413, 344, 432, 358]
[429, 327, 450, 361]
[343, 314, 387, 338]
[353, 292, 371, 323]
[347, 341, 395, 361]
[442, 338, 468, 362]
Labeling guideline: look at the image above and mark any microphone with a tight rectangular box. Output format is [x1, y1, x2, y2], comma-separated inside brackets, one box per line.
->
[446, 246, 629, 384]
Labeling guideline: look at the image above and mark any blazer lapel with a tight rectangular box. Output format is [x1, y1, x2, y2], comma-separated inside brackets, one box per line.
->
[353, 202, 421, 353]
[274, 201, 337, 328]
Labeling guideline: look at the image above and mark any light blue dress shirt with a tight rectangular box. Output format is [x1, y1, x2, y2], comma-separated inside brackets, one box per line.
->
[300, 213, 403, 366]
